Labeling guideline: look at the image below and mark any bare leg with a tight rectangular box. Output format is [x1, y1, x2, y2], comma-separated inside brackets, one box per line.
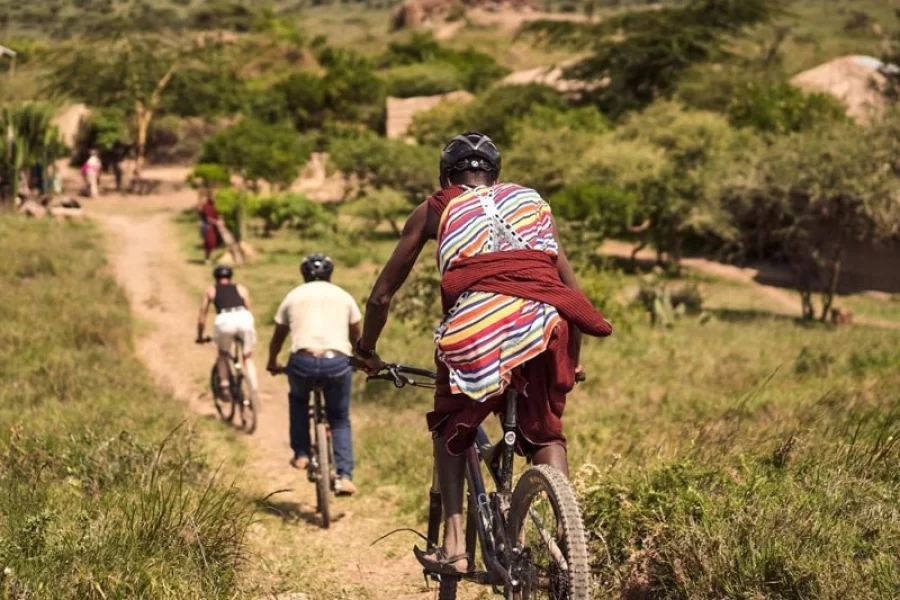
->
[532, 444, 568, 478]
[430, 437, 468, 569]
[216, 352, 232, 401]
[243, 352, 258, 397]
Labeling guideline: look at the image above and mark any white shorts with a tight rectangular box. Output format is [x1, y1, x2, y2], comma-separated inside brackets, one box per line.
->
[213, 309, 256, 355]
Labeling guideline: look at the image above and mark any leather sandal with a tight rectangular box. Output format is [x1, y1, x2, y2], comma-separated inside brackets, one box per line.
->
[413, 545, 469, 576]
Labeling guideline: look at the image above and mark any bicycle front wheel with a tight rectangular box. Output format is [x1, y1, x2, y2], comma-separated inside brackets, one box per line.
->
[210, 364, 235, 423]
[506, 465, 590, 600]
[315, 422, 331, 529]
[236, 374, 257, 434]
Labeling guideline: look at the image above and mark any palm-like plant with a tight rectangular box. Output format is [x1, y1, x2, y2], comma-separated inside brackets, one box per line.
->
[0, 102, 67, 203]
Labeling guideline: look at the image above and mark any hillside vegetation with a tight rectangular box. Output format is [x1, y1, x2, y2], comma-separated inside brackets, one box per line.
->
[0, 218, 252, 599]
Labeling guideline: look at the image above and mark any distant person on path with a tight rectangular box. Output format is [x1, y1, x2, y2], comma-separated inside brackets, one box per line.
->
[266, 254, 362, 496]
[198, 191, 221, 265]
[196, 264, 259, 406]
[81, 149, 101, 198]
[353, 132, 612, 575]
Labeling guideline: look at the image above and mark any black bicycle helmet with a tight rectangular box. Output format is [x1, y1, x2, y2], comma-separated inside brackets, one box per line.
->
[213, 264, 233, 280]
[439, 131, 501, 186]
[300, 253, 334, 282]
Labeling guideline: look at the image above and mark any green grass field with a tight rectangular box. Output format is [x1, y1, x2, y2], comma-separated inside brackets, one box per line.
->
[182, 212, 900, 598]
[0, 217, 253, 600]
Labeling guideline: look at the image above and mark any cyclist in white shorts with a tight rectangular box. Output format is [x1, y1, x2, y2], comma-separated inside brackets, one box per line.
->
[196, 264, 259, 403]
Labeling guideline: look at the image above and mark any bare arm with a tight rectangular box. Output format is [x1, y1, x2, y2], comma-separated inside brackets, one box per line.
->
[196, 287, 214, 341]
[267, 324, 290, 372]
[550, 215, 579, 290]
[237, 284, 253, 311]
[359, 201, 434, 353]
[550, 215, 582, 366]
[349, 321, 361, 347]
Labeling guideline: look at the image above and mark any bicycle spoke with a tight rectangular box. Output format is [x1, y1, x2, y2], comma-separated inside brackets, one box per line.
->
[518, 491, 567, 599]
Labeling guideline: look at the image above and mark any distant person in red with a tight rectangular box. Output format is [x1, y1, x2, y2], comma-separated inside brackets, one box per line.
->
[198, 191, 221, 264]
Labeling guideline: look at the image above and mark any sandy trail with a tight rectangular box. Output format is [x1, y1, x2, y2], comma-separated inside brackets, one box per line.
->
[601, 240, 900, 330]
[91, 187, 442, 599]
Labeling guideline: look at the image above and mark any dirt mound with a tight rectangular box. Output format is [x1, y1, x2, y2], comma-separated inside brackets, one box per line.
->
[391, 0, 545, 31]
[386, 91, 475, 139]
[502, 58, 605, 93]
[791, 55, 890, 123]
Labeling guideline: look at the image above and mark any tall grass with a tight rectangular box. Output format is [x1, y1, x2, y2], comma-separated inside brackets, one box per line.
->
[0, 217, 253, 600]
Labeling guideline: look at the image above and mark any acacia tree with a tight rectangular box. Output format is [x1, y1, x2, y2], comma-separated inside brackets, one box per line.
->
[44, 33, 214, 174]
[521, 0, 781, 116]
[748, 117, 900, 320]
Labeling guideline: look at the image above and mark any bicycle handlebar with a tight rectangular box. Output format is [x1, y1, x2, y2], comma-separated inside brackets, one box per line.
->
[350, 358, 437, 389]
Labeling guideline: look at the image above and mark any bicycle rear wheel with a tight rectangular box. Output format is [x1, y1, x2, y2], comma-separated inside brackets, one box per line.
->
[315, 421, 331, 529]
[210, 364, 235, 423]
[506, 465, 590, 600]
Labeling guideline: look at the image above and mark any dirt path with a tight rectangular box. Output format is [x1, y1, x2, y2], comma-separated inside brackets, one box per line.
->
[91, 188, 445, 600]
[601, 240, 900, 330]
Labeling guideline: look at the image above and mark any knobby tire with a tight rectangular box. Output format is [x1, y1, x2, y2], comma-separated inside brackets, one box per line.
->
[316, 422, 331, 529]
[210, 364, 235, 423]
[507, 465, 590, 600]
[237, 372, 258, 434]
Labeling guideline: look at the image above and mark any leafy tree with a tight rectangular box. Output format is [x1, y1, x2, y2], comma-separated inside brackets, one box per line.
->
[200, 119, 313, 190]
[614, 102, 761, 268]
[384, 64, 462, 98]
[378, 33, 509, 93]
[740, 117, 900, 320]
[328, 131, 437, 235]
[504, 106, 612, 195]
[250, 48, 386, 132]
[522, 0, 782, 115]
[410, 84, 565, 147]
[44, 33, 213, 172]
[72, 108, 133, 190]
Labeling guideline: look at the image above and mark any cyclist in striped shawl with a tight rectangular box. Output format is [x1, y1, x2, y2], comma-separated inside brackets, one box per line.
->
[355, 132, 612, 575]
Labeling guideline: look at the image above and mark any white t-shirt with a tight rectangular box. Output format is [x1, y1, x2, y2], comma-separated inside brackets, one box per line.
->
[274, 281, 362, 355]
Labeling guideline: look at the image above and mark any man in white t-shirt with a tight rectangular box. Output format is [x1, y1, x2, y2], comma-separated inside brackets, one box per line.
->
[266, 253, 362, 495]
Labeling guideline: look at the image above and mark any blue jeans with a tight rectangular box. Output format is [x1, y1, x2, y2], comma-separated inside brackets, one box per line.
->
[286, 353, 354, 479]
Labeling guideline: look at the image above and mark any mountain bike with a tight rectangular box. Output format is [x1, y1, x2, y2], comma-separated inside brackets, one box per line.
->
[364, 363, 591, 600]
[200, 335, 258, 434]
[270, 369, 337, 529]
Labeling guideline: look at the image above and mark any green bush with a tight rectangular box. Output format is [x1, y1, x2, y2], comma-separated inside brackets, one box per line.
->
[384, 63, 462, 98]
[251, 192, 335, 235]
[200, 119, 313, 189]
[187, 163, 231, 190]
[727, 81, 848, 134]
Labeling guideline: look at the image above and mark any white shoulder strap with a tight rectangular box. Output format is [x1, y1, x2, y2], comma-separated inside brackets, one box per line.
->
[476, 187, 530, 251]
